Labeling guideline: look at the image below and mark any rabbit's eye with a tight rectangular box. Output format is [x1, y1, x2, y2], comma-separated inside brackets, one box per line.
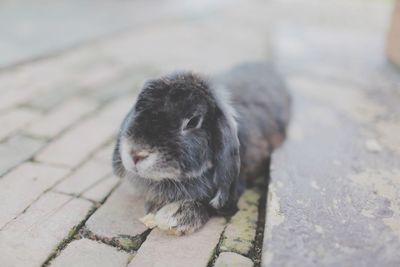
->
[183, 115, 202, 131]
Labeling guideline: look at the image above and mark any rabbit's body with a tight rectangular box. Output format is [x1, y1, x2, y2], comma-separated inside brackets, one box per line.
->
[213, 63, 290, 182]
[113, 63, 290, 235]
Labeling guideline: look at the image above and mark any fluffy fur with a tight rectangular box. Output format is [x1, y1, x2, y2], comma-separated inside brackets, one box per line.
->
[113, 63, 291, 234]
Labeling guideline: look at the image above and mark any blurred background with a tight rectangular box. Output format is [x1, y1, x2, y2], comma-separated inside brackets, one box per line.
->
[2, 0, 399, 110]
[1, 0, 398, 74]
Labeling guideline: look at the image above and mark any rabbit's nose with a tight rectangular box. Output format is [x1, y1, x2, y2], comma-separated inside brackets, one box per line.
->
[131, 150, 149, 164]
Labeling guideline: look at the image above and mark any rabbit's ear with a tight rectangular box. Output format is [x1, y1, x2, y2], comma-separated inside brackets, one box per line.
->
[112, 136, 126, 178]
[209, 97, 241, 215]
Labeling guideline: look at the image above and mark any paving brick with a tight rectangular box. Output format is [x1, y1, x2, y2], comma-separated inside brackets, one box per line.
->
[26, 85, 82, 112]
[91, 143, 114, 164]
[0, 88, 40, 112]
[85, 181, 148, 246]
[54, 158, 112, 196]
[34, 119, 113, 168]
[84, 66, 157, 103]
[27, 97, 98, 138]
[0, 108, 39, 141]
[0, 43, 127, 112]
[78, 63, 126, 90]
[50, 239, 130, 267]
[128, 217, 225, 267]
[0, 135, 45, 176]
[0, 162, 69, 229]
[214, 252, 254, 267]
[220, 189, 261, 256]
[82, 175, 120, 202]
[262, 77, 400, 266]
[0, 192, 93, 267]
[35, 97, 134, 167]
[0, 63, 64, 111]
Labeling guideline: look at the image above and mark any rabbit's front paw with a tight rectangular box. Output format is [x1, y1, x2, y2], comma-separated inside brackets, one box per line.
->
[154, 201, 209, 235]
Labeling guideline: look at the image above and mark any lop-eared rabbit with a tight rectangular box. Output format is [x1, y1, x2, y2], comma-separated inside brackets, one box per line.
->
[113, 63, 291, 235]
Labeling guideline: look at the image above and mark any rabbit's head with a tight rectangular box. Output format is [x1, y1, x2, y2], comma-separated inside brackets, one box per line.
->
[113, 72, 240, 211]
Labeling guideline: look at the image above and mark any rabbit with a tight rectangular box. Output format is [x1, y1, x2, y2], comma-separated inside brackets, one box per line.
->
[112, 62, 291, 235]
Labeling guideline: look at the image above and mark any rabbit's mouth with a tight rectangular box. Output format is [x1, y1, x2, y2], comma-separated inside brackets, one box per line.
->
[119, 137, 181, 181]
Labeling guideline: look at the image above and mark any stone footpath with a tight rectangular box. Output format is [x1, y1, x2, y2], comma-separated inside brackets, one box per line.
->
[1, 0, 399, 267]
[263, 0, 400, 266]
[0, 0, 272, 266]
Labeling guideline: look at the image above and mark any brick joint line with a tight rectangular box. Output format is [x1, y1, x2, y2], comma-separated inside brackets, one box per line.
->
[206, 176, 269, 266]
[79, 227, 152, 253]
[41, 180, 121, 267]
[0, 140, 116, 232]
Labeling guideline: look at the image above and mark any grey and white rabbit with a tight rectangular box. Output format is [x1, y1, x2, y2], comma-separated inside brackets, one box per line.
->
[113, 63, 291, 235]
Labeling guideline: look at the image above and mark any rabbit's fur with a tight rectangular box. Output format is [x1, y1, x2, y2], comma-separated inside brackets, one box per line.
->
[113, 63, 290, 234]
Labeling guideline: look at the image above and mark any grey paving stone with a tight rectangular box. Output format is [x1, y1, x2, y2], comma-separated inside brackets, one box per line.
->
[85, 181, 148, 250]
[0, 108, 39, 141]
[128, 217, 226, 267]
[0, 134, 45, 176]
[0, 162, 69, 229]
[26, 85, 82, 112]
[82, 175, 120, 203]
[84, 66, 158, 104]
[0, 192, 93, 267]
[35, 97, 133, 167]
[50, 239, 130, 267]
[91, 143, 114, 165]
[54, 158, 112, 196]
[0, 61, 73, 111]
[262, 76, 400, 267]
[215, 252, 254, 267]
[26, 97, 98, 137]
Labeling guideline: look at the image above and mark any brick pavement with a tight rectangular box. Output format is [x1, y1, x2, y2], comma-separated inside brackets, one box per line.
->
[0, 1, 271, 266]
